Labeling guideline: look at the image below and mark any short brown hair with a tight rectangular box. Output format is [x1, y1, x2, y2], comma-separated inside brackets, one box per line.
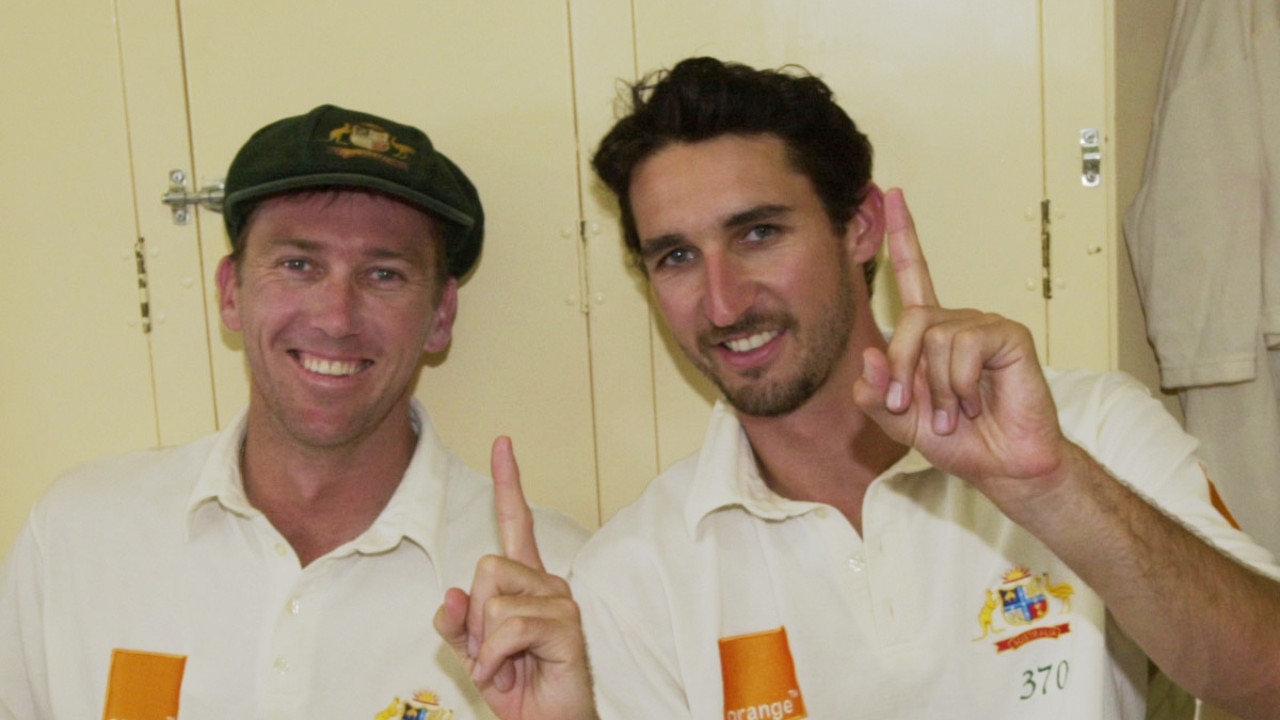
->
[592, 57, 876, 287]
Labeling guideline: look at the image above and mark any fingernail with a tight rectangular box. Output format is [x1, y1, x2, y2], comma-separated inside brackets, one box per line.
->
[467, 633, 479, 659]
[887, 381, 905, 410]
[933, 409, 950, 434]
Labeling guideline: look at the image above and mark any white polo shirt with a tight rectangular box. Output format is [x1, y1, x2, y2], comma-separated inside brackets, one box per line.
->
[0, 400, 588, 720]
[571, 369, 1278, 719]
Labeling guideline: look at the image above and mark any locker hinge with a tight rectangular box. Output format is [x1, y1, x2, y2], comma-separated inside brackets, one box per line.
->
[1040, 199, 1052, 300]
[134, 238, 152, 334]
[577, 219, 591, 314]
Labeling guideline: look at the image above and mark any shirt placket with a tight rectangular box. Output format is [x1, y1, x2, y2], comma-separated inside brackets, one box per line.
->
[804, 506, 889, 648]
[254, 524, 320, 717]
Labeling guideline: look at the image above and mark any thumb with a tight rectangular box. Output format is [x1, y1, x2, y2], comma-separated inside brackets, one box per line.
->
[853, 347, 919, 444]
[433, 587, 476, 663]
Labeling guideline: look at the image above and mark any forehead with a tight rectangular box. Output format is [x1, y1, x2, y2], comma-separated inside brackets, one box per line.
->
[243, 190, 442, 260]
[629, 135, 815, 236]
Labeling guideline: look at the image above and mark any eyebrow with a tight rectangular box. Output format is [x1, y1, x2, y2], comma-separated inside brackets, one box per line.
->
[722, 203, 793, 230]
[638, 233, 685, 263]
[363, 245, 422, 263]
[260, 237, 422, 264]
[259, 237, 321, 255]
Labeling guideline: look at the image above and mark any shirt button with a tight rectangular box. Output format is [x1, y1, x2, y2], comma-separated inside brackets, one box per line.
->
[287, 598, 302, 616]
[848, 554, 866, 572]
[814, 507, 829, 520]
[273, 657, 292, 674]
[274, 542, 289, 557]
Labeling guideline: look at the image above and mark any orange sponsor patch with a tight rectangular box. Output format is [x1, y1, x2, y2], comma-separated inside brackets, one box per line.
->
[719, 627, 807, 720]
[102, 649, 186, 720]
[1206, 476, 1241, 530]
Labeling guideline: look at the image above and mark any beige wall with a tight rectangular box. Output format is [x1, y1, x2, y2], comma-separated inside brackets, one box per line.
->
[0, 0, 1172, 557]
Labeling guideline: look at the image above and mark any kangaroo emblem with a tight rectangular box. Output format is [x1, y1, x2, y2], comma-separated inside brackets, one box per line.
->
[973, 588, 1005, 640]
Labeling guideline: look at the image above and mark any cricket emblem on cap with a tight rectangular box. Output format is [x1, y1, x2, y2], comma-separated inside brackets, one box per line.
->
[372, 690, 455, 720]
[972, 567, 1075, 653]
[326, 121, 416, 169]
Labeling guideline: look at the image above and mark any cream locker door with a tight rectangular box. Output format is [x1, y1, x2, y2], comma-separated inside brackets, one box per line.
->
[574, 1, 1053, 493]
[1044, 2, 1111, 372]
[0, 0, 175, 553]
[172, 1, 599, 528]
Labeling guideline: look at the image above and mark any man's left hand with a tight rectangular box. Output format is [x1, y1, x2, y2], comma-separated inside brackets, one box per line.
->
[434, 437, 597, 720]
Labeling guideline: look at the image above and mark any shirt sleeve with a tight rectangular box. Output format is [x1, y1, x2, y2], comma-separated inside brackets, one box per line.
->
[569, 569, 692, 719]
[0, 518, 53, 720]
[1054, 368, 1280, 577]
[1122, 0, 1273, 388]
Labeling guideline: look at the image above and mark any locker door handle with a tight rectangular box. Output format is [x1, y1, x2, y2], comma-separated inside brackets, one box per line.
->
[161, 169, 225, 225]
[1080, 129, 1101, 188]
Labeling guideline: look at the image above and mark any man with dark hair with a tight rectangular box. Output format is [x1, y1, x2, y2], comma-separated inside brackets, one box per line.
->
[596, 56, 877, 291]
[573, 57, 1280, 718]
[0, 105, 595, 720]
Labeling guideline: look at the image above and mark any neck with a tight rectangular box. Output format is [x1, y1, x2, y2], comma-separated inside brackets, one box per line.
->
[737, 326, 906, 535]
[240, 405, 418, 566]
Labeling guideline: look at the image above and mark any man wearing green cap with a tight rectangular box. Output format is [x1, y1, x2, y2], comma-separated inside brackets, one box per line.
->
[0, 105, 596, 720]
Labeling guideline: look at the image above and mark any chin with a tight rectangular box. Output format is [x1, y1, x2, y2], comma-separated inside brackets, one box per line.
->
[721, 381, 818, 419]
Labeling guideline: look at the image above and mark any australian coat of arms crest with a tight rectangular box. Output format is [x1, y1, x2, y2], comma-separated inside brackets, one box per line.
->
[973, 567, 1075, 653]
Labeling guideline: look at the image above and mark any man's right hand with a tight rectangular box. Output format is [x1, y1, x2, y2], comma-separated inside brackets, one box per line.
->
[434, 436, 598, 720]
[851, 188, 1071, 519]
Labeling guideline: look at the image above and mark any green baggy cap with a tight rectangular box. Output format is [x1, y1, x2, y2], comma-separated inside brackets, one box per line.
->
[222, 104, 484, 278]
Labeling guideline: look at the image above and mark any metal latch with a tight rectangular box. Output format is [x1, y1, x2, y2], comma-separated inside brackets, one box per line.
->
[1080, 129, 1101, 187]
[134, 238, 151, 333]
[161, 169, 225, 225]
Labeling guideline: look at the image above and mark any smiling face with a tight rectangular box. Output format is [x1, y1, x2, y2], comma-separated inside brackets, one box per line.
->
[631, 134, 881, 418]
[217, 191, 456, 452]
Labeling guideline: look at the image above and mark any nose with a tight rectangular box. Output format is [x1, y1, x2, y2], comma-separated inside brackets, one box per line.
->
[310, 275, 362, 337]
[703, 252, 754, 327]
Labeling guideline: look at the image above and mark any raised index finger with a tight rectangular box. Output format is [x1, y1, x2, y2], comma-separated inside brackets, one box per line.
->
[884, 188, 939, 308]
[491, 435, 544, 571]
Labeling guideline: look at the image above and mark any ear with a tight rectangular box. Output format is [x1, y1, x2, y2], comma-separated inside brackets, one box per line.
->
[423, 277, 459, 354]
[844, 182, 886, 265]
[215, 256, 243, 332]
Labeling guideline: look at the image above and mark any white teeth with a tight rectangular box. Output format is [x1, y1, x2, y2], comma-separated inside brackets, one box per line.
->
[724, 331, 779, 353]
[301, 356, 362, 377]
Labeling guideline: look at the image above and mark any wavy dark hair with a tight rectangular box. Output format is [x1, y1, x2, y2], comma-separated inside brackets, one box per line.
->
[592, 56, 876, 287]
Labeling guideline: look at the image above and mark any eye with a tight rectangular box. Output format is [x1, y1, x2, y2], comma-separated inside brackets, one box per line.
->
[655, 246, 697, 270]
[744, 224, 778, 243]
[370, 267, 406, 284]
[280, 258, 312, 272]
